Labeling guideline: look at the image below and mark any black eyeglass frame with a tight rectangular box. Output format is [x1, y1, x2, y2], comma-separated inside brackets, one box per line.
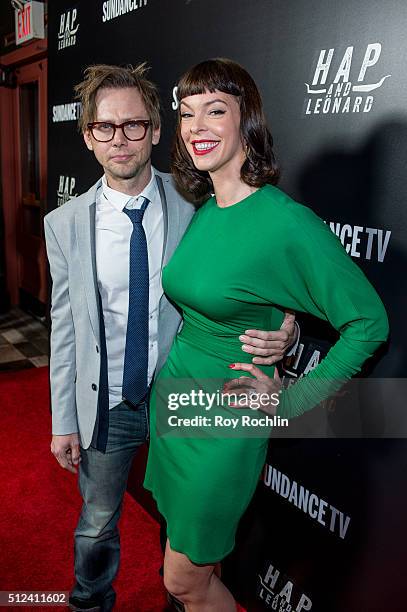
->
[87, 120, 152, 142]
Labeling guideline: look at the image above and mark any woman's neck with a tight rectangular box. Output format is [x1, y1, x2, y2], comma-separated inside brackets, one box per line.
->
[211, 171, 257, 208]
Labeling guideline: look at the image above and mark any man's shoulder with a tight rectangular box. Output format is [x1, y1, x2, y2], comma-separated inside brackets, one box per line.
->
[154, 168, 195, 215]
[154, 168, 178, 196]
[45, 177, 102, 227]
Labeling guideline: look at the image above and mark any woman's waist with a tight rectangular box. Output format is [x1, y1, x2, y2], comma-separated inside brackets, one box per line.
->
[177, 320, 249, 362]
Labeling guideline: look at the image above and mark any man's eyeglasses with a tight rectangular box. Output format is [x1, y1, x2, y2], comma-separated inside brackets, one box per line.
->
[87, 120, 152, 142]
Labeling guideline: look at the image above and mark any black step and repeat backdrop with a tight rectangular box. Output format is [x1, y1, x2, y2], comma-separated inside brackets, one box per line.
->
[48, 1, 407, 610]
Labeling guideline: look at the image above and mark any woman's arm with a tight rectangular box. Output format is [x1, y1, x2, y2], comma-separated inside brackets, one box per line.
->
[271, 203, 388, 418]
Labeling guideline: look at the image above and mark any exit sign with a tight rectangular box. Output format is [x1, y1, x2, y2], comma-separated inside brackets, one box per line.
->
[15, 1, 45, 45]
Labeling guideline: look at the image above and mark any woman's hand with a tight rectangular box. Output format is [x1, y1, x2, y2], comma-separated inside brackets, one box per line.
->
[238, 311, 298, 365]
[223, 363, 282, 416]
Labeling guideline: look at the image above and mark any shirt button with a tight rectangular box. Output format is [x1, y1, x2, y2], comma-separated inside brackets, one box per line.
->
[96, 346, 99, 353]
[92, 383, 98, 391]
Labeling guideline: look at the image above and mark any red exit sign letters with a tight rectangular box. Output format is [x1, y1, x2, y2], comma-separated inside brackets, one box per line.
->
[15, 1, 45, 45]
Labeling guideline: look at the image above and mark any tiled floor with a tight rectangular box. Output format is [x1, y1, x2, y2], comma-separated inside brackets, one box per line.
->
[0, 307, 49, 371]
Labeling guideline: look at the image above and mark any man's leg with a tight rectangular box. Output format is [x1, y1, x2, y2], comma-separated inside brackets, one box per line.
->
[70, 400, 148, 611]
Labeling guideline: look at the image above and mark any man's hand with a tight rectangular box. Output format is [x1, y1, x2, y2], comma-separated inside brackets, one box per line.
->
[51, 433, 81, 474]
[239, 311, 297, 365]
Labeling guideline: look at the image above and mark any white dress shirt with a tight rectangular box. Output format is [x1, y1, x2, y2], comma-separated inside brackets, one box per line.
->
[95, 170, 164, 409]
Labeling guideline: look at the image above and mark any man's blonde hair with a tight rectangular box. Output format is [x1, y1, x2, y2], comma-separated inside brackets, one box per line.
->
[74, 63, 161, 132]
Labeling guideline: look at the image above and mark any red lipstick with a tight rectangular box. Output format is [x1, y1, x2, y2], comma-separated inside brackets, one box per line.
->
[191, 140, 220, 156]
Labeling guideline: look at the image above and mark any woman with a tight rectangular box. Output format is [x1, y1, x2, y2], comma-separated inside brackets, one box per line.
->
[144, 58, 389, 611]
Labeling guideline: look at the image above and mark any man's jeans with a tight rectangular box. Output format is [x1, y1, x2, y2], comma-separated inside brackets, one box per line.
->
[70, 400, 148, 611]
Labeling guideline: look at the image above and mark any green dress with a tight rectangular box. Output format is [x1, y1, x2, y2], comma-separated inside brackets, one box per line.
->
[143, 184, 388, 564]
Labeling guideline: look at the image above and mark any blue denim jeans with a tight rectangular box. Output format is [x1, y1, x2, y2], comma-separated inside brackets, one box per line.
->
[70, 400, 148, 611]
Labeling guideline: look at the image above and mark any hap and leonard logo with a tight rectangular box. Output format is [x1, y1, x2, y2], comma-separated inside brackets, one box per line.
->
[57, 176, 78, 207]
[304, 42, 391, 115]
[257, 562, 312, 611]
[57, 1, 149, 47]
[58, 7, 79, 50]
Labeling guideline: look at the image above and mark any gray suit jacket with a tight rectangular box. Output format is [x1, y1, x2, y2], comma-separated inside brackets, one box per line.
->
[44, 169, 195, 449]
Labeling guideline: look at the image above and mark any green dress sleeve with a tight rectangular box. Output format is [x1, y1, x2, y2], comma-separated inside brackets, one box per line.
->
[271, 200, 389, 419]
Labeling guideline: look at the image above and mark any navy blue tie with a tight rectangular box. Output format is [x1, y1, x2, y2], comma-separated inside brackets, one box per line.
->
[122, 197, 150, 405]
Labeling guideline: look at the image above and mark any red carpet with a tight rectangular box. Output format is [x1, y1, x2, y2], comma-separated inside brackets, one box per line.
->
[0, 367, 167, 611]
[0, 367, 246, 612]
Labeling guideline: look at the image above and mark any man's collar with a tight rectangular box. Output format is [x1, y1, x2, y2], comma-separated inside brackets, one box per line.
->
[101, 168, 156, 212]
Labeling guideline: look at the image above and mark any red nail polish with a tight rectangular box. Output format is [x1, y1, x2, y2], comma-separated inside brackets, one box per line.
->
[228, 364, 236, 369]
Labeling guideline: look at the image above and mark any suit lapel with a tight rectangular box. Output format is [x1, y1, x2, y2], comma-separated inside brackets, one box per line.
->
[75, 200, 100, 345]
[74, 173, 178, 345]
[156, 173, 180, 267]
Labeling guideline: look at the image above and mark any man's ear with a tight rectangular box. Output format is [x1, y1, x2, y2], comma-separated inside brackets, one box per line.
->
[152, 124, 161, 146]
[83, 129, 93, 151]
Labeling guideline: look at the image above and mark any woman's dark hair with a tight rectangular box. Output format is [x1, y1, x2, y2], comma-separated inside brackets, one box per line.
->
[171, 58, 280, 200]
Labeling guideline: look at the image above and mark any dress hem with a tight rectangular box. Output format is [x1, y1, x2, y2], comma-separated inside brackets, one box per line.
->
[144, 483, 235, 565]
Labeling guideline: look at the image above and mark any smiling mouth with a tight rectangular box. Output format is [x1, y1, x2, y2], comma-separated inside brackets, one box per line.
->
[192, 141, 220, 155]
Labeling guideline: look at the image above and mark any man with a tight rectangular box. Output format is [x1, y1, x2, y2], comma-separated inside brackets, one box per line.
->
[45, 64, 297, 612]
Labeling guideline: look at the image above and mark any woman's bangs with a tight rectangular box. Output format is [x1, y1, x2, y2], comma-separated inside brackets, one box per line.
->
[177, 59, 241, 103]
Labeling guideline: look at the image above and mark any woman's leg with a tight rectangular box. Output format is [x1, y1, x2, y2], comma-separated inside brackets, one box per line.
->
[163, 540, 236, 612]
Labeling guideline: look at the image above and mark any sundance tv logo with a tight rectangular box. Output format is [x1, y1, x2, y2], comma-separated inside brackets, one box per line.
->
[328, 220, 391, 263]
[58, 8, 79, 50]
[52, 102, 82, 123]
[304, 43, 391, 115]
[263, 464, 351, 540]
[258, 562, 312, 611]
[57, 176, 78, 207]
[102, 0, 148, 23]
